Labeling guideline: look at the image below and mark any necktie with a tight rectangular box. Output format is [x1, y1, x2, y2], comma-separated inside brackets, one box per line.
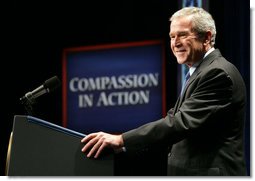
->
[181, 71, 190, 95]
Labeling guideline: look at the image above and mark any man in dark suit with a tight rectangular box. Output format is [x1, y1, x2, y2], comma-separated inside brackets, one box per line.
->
[81, 7, 247, 176]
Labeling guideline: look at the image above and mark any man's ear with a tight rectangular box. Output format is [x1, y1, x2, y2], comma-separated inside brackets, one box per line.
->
[203, 31, 212, 46]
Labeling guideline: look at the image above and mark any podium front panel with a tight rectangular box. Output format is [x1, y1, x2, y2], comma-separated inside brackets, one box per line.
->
[7, 115, 114, 176]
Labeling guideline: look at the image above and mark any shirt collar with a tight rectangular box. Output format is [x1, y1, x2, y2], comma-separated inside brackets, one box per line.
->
[204, 47, 215, 59]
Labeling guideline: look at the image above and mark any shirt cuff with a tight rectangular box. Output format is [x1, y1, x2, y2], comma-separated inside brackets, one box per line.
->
[114, 146, 126, 153]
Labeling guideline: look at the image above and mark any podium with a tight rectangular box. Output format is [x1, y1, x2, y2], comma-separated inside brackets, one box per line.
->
[6, 115, 168, 176]
[6, 115, 114, 176]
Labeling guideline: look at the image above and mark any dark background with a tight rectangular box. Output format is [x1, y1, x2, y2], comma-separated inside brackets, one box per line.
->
[1, 0, 250, 175]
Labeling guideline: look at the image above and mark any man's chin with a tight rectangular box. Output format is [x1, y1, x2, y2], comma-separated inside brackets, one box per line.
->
[177, 59, 186, 65]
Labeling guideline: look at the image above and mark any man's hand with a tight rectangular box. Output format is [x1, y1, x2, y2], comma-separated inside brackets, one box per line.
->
[81, 132, 124, 158]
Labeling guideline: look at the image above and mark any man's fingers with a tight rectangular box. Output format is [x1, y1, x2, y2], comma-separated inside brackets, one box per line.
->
[95, 142, 107, 158]
[81, 135, 99, 153]
[86, 138, 103, 158]
[81, 133, 97, 143]
[81, 132, 119, 158]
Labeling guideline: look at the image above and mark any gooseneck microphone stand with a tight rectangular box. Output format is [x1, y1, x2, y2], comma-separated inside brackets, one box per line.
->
[20, 96, 36, 116]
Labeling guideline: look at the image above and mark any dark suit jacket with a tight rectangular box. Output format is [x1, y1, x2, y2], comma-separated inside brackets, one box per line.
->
[122, 49, 247, 176]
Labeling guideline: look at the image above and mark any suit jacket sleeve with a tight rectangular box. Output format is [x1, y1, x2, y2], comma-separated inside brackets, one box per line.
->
[122, 67, 233, 153]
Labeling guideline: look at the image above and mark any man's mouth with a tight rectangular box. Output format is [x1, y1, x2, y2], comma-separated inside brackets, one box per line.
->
[175, 50, 186, 55]
[175, 49, 186, 53]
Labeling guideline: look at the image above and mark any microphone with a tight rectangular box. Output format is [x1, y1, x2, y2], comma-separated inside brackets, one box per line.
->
[20, 76, 61, 105]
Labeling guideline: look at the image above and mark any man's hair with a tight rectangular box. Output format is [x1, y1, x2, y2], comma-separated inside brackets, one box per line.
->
[170, 7, 216, 46]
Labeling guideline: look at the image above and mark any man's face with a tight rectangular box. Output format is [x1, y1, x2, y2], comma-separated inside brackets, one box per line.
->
[170, 16, 205, 67]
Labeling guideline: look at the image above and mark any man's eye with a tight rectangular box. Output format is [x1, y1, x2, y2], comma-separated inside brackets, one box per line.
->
[179, 34, 187, 39]
[170, 33, 188, 40]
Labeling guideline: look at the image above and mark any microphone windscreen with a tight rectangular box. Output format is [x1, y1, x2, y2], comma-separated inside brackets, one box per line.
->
[44, 76, 61, 92]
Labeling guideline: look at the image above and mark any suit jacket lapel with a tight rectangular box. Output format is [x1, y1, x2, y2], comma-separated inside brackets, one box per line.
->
[174, 49, 223, 111]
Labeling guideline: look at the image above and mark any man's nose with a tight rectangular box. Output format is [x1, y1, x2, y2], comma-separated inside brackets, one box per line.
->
[172, 37, 181, 47]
